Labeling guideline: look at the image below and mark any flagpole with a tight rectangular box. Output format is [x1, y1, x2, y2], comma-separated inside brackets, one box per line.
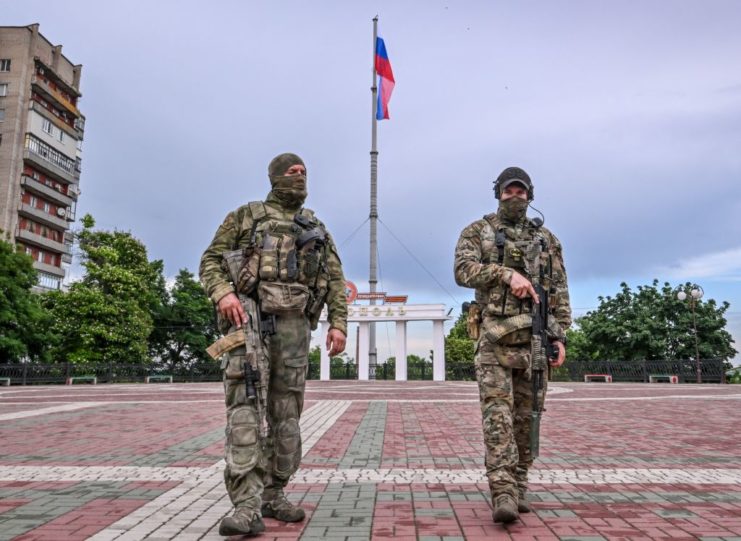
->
[368, 15, 379, 380]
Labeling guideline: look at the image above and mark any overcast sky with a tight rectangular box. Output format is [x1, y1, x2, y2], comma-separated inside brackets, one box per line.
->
[5, 0, 741, 365]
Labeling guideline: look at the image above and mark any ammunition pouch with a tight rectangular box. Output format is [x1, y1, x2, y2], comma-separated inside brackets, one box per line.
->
[258, 281, 310, 316]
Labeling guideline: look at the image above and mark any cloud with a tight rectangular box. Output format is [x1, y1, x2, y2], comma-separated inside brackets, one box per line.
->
[659, 246, 741, 282]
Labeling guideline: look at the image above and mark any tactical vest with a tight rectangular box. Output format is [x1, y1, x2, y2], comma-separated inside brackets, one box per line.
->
[476, 213, 553, 318]
[237, 201, 331, 329]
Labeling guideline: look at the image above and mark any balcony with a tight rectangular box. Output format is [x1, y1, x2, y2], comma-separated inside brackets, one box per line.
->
[23, 148, 77, 185]
[20, 176, 75, 207]
[31, 76, 81, 118]
[16, 228, 70, 255]
[30, 101, 78, 140]
[18, 203, 69, 230]
[33, 260, 65, 278]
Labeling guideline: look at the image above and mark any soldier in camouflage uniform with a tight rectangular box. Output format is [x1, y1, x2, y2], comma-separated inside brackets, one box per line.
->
[200, 153, 348, 536]
[454, 167, 571, 524]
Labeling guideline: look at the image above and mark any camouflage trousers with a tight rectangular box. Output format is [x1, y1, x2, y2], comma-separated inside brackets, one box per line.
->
[474, 326, 547, 500]
[222, 313, 310, 510]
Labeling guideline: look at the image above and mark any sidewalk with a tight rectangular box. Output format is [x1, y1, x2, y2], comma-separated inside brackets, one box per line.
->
[1, 381, 740, 540]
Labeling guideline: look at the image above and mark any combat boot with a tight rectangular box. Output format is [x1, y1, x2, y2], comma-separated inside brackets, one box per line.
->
[492, 494, 519, 524]
[218, 506, 265, 537]
[517, 487, 532, 513]
[262, 489, 306, 522]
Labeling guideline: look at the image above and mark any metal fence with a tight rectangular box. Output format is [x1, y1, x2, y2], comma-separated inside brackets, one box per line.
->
[560, 358, 727, 383]
[0, 358, 728, 385]
[0, 362, 222, 385]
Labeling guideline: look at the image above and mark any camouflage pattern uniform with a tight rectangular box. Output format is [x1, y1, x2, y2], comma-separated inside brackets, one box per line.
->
[454, 171, 571, 511]
[200, 155, 347, 531]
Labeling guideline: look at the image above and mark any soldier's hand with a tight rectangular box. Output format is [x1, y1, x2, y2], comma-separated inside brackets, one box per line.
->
[549, 341, 566, 367]
[217, 292, 247, 328]
[508, 271, 539, 303]
[327, 328, 347, 356]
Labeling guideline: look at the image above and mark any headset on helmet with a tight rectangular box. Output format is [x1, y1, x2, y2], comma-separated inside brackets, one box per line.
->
[493, 166, 534, 201]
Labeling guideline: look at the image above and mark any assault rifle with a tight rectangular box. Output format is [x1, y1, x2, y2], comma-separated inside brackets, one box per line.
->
[530, 282, 557, 459]
[205, 249, 275, 444]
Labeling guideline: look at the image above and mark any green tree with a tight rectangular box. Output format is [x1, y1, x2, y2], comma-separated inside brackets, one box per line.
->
[43, 216, 162, 364]
[576, 280, 737, 362]
[149, 269, 218, 369]
[0, 237, 54, 362]
[445, 313, 476, 380]
[308, 345, 320, 378]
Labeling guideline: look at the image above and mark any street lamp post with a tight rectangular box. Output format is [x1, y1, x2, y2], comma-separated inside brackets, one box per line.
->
[676, 286, 704, 383]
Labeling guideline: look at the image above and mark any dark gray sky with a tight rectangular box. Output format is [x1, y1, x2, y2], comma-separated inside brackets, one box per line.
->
[6, 0, 741, 364]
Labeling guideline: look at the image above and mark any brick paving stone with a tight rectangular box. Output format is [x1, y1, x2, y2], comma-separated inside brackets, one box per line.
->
[1, 381, 740, 540]
[338, 402, 386, 469]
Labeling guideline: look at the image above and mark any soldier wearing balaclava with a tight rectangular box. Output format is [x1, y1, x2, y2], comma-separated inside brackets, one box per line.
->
[200, 153, 348, 536]
[453, 166, 572, 524]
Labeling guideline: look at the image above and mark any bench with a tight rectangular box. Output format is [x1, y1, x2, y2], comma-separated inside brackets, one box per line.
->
[0, 377, 10, 386]
[584, 374, 612, 383]
[66, 376, 97, 385]
[145, 375, 173, 384]
[649, 374, 679, 384]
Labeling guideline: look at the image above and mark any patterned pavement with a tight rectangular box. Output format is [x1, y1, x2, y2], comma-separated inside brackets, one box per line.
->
[1, 380, 740, 540]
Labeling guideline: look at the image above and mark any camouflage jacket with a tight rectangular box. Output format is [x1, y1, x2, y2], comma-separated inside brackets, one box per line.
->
[454, 212, 572, 336]
[199, 193, 348, 336]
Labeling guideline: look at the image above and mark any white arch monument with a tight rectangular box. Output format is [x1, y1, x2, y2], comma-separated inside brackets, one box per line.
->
[318, 304, 451, 381]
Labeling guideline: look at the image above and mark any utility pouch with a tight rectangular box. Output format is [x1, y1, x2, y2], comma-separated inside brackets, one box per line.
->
[466, 302, 482, 340]
[222, 249, 245, 284]
[300, 250, 321, 282]
[237, 251, 260, 294]
[258, 281, 310, 315]
[258, 235, 279, 280]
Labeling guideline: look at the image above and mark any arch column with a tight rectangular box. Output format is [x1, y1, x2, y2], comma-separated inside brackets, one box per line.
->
[432, 319, 445, 381]
[395, 321, 407, 380]
[358, 321, 370, 381]
[319, 321, 331, 380]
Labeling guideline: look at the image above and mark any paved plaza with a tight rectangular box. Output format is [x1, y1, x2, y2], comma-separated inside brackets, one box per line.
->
[0, 380, 740, 541]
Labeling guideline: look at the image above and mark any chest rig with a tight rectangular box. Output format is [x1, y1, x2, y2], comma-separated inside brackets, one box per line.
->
[234, 201, 331, 329]
[477, 213, 553, 318]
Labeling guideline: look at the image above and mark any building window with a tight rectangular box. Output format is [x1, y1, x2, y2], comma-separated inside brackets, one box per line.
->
[43, 202, 50, 213]
[0, 59, 10, 72]
[42, 119, 53, 135]
[29, 195, 37, 207]
[0, 83, 7, 97]
[25, 246, 33, 255]
[58, 130, 64, 143]
[32, 170, 40, 180]
[0, 109, 5, 122]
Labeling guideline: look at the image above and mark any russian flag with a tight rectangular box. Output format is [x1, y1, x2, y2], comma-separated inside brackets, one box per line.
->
[375, 37, 395, 120]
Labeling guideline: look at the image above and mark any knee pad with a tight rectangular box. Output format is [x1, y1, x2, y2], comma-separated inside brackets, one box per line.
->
[482, 400, 513, 447]
[226, 406, 260, 473]
[273, 418, 301, 478]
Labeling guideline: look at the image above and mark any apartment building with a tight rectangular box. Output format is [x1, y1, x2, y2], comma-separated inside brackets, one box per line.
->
[0, 24, 85, 290]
